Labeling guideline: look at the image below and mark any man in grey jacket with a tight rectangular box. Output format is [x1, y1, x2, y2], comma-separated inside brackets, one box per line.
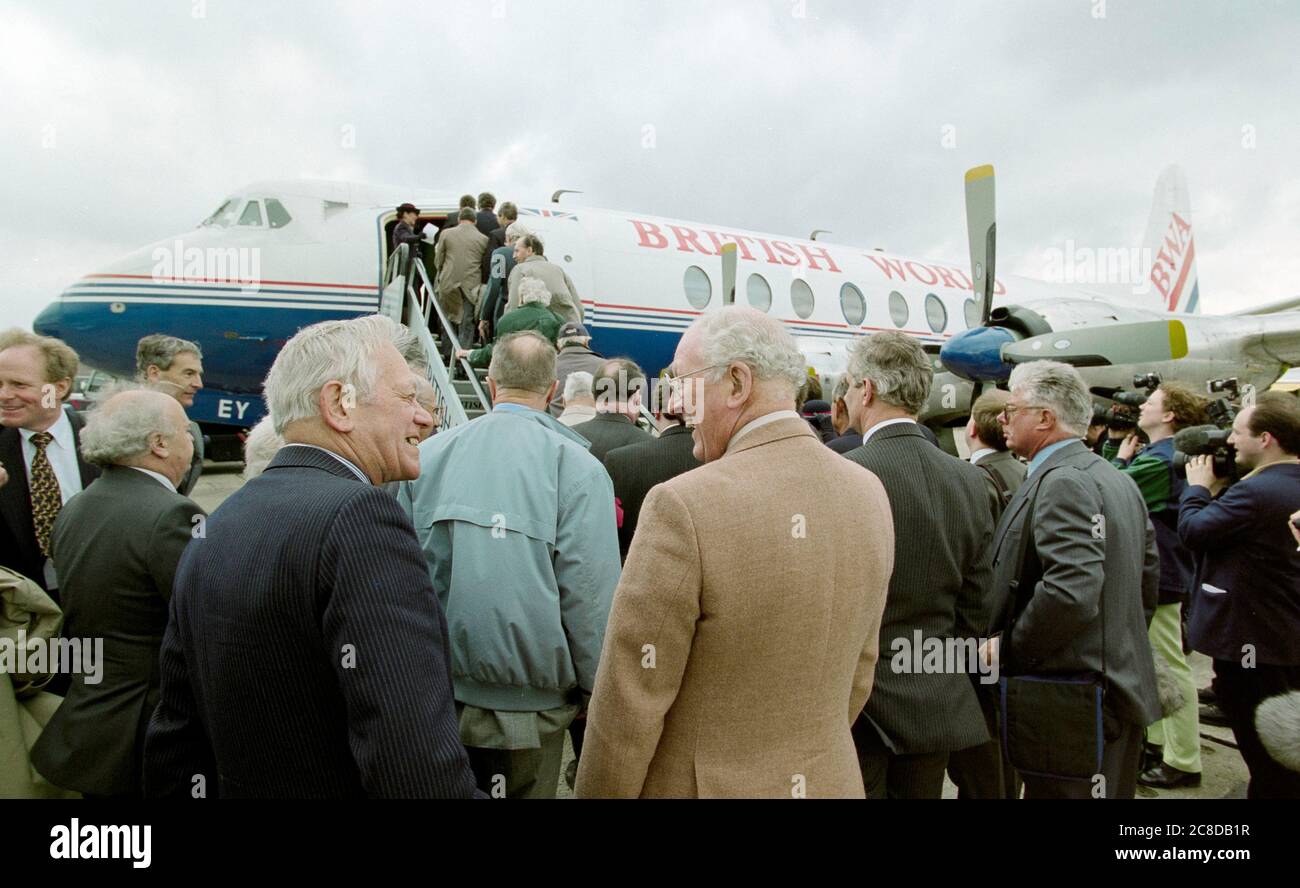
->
[506, 234, 584, 323]
[550, 322, 605, 418]
[399, 331, 620, 798]
[985, 360, 1160, 799]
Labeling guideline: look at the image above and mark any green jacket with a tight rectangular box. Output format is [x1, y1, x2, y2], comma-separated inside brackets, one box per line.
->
[467, 303, 563, 368]
[397, 403, 621, 712]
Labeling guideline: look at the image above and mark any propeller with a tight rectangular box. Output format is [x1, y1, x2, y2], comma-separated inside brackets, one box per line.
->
[965, 164, 997, 326]
[1003, 319, 1189, 367]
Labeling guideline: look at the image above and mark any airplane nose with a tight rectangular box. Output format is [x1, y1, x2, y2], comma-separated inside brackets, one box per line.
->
[938, 325, 1017, 383]
[33, 299, 62, 339]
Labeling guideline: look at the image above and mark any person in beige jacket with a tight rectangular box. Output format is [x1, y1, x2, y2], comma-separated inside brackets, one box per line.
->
[506, 234, 584, 324]
[434, 207, 489, 347]
[575, 306, 894, 798]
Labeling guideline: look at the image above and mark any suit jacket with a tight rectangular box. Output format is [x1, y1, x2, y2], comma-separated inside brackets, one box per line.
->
[575, 417, 894, 797]
[603, 425, 702, 560]
[480, 225, 507, 284]
[570, 412, 652, 464]
[988, 439, 1161, 727]
[844, 423, 996, 754]
[1179, 462, 1300, 666]
[434, 222, 488, 324]
[974, 448, 1027, 521]
[475, 209, 498, 238]
[0, 408, 100, 598]
[144, 445, 477, 798]
[507, 256, 584, 323]
[30, 466, 205, 796]
[827, 431, 863, 453]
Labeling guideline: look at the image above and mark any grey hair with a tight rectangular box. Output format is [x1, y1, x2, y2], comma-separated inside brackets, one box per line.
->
[135, 334, 202, 378]
[504, 221, 531, 244]
[518, 276, 550, 307]
[557, 333, 591, 350]
[242, 415, 285, 480]
[263, 314, 404, 435]
[79, 386, 188, 466]
[1007, 360, 1092, 436]
[689, 306, 806, 396]
[489, 331, 557, 394]
[563, 370, 595, 403]
[845, 331, 932, 416]
[392, 323, 429, 375]
[830, 373, 851, 403]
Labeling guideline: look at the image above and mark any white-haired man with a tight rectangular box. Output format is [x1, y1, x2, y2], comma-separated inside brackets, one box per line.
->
[146, 314, 478, 798]
[840, 331, 996, 800]
[457, 276, 562, 368]
[575, 306, 894, 798]
[136, 334, 205, 495]
[399, 331, 620, 798]
[31, 388, 203, 798]
[558, 370, 597, 427]
[985, 359, 1160, 799]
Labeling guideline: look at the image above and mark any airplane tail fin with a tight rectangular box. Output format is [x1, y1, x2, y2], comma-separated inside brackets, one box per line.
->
[1140, 165, 1201, 314]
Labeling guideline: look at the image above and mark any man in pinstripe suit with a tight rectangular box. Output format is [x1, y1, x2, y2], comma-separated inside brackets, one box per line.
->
[145, 315, 478, 798]
[842, 332, 996, 799]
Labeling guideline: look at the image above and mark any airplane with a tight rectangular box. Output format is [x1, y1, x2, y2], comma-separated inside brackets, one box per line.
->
[31, 167, 1300, 457]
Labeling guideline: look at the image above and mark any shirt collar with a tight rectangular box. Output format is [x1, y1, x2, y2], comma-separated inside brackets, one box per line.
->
[1241, 457, 1300, 481]
[725, 409, 801, 454]
[1026, 437, 1078, 476]
[494, 402, 541, 415]
[969, 447, 996, 464]
[290, 443, 371, 484]
[20, 408, 74, 450]
[862, 417, 915, 444]
[128, 466, 178, 493]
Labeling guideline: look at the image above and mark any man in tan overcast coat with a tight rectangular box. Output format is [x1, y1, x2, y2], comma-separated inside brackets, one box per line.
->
[434, 207, 488, 347]
[575, 306, 893, 798]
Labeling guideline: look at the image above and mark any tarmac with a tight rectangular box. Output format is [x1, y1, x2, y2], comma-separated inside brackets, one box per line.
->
[192, 461, 1250, 800]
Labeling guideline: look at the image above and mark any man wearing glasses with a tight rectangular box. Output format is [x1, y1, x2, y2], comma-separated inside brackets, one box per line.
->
[984, 360, 1161, 799]
[575, 306, 894, 798]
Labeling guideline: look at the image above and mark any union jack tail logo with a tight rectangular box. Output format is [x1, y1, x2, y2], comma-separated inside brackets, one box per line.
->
[519, 207, 579, 221]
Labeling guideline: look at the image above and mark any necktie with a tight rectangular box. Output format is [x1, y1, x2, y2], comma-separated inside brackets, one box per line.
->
[29, 431, 62, 557]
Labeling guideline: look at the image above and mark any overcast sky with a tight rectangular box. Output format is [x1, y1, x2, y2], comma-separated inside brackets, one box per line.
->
[2, 0, 1297, 331]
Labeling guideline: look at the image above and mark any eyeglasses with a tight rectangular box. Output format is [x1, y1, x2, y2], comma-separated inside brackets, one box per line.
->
[999, 403, 1047, 420]
[663, 363, 725, 395]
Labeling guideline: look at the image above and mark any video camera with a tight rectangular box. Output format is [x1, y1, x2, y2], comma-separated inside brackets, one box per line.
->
[1172, 377, 1246, 482]
[1090, 372, 1162, 433]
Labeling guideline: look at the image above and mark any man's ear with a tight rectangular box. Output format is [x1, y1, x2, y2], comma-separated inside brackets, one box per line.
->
[965, 417, 977, 439]
[487, 377, 499, 403]
[543, 380, 557, 406]
[318, 380, 354, 433]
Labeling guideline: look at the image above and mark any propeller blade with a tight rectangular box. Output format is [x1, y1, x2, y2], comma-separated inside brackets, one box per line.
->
[964, 164, 996, 326]
[1002, 319, 1190, 367]
[721, 242, 738, 305]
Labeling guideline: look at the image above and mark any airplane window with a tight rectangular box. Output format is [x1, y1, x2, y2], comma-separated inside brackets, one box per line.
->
[790, 278, 814, 319]
[889, 290, 909, 328]
[925, 293, 948, 332]
[265, 199, 292, 229]
[747, 273, 772, 313]
[683, 265, 711, 309]
[963, 298, 982, 329]
[201, 198, 240, 228]
[840, 283, 865, 326]
[238, 201, 264, 227]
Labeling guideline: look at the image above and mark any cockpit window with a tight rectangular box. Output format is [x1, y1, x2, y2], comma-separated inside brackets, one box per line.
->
[238, 201, 264, 227]
[265, 198, 292, 228]
[201, 198, 241, 228]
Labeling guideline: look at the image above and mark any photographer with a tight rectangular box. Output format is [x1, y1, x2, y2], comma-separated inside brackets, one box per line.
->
[1178, 392, 1300, 799]
[1110, 382, 1209, 789]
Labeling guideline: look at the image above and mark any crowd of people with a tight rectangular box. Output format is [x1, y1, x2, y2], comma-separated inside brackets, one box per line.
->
[2, 288, 1298, 798]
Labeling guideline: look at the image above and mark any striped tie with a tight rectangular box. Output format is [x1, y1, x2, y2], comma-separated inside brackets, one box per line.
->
[29, 431, 62, 557]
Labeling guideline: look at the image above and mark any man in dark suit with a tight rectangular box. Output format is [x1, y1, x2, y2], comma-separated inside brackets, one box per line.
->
[475, 192, 498, 237]
[136, 333, 205, 496]
[986, 359, 1161, 799]
[480, 200, 516, 284]
[0, 329, 99, 601]
[145, 315, 478, 798]
[571, 358, 652, 462]
[1179, 393, 1300, 798]
[827, 374, 863, 453]
[964, 389, 1027, 521]
[31, 389, 204, 798]
[842, 332, 996, 799]
[604, 413, 701, 561]
[947, 389, 1028, 797]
